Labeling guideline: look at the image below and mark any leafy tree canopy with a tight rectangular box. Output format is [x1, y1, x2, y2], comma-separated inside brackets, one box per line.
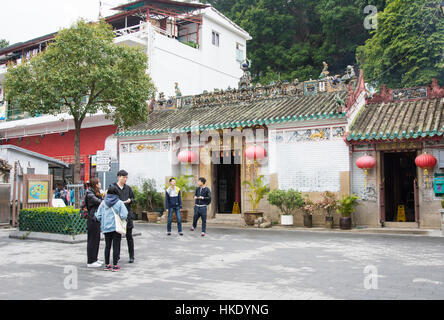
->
[357, 0, 444, 88]
[204, 0, 387, 84]
[4, 20, 155, 128]
[4, 20, 156, 182]
[0, 39, 9, 49]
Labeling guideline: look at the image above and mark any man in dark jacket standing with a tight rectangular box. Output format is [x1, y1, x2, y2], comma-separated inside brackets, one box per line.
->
[191, 177, 211, 237]
[165, 178, 183, 236]
[112, 170, 135, 263]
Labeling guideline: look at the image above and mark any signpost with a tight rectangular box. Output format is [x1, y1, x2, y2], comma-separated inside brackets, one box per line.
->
[95, 150, 111, 189]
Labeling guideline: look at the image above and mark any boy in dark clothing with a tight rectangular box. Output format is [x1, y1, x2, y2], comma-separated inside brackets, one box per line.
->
[191, 177, 211, 237]
[165, 178, 183, 236]
[111, 170, 136, 263]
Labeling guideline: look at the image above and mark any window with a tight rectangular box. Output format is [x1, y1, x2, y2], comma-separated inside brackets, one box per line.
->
[212, 31, 220, 47]
[236, 43, 244, 62]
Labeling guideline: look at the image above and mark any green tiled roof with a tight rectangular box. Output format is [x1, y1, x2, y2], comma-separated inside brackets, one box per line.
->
[347, 98, 444, 142]
[116, 91, 348, 137]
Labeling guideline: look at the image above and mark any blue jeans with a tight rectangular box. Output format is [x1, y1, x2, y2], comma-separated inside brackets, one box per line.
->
[167, 207, 182, 233]
[193, 206, 207, 233]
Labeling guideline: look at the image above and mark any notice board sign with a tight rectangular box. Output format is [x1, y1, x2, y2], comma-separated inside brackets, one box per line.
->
[27, 180, 49, 203]
[22, 174, 53, 208]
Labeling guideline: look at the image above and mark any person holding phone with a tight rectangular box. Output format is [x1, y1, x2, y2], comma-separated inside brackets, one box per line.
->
[191, 177, 211, 237]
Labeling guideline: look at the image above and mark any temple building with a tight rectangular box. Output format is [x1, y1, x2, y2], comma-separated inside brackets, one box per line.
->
[116, 61, 444, 229]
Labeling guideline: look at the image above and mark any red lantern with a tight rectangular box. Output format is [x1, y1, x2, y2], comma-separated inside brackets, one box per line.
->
[178, 150, 198, 163]
[245, 145, 267, 160]
[356, 155, 376, 188]
[415, 153, 437, 188]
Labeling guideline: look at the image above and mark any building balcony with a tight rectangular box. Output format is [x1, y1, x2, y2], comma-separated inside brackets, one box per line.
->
[113, 22, 200, 50]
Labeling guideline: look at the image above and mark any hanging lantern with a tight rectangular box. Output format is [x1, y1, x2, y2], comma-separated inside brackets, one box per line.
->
[415, 153, 437, 189]
[356, 155, 376, 188]
[245, 145, 267, 160]
[245, 145, 267, 178]
[178, 150, 198, 163]
[178, 149, 198, 176]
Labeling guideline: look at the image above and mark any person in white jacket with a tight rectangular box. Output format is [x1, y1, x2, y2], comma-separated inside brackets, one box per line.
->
[96, 185, 128, 272]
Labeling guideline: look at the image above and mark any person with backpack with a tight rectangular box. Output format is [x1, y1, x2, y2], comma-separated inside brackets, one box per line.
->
[165, 177, 183, 236]
[95, 185, 128, 272]
[85, 177, 104, 268]
[190, 177, 211, 237]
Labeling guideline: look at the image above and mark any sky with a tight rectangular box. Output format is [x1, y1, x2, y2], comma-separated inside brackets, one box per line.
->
[0, 0, 129, 45]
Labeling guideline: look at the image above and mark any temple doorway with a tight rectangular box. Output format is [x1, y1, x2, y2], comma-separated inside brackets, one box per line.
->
[382, 151, 418, 222]
[211, 150, 241, 214]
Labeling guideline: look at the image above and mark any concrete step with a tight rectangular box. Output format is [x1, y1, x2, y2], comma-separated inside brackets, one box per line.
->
[213, 214, 243, 221]
[383, 222, 419, 229]
[353, 227, 432, 235]
[207, 214, 244, 226]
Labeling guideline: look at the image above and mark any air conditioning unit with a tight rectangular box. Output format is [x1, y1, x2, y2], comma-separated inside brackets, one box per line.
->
[439, 150, 444, 169]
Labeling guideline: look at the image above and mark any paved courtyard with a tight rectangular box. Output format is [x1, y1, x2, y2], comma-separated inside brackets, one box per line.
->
[1, 223, 444, 300]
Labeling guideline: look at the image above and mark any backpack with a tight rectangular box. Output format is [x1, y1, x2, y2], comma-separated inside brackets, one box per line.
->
[79, 191, 88, 219]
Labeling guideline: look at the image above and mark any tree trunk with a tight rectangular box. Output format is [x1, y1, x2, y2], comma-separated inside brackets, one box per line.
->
[74, 119, 82, 184]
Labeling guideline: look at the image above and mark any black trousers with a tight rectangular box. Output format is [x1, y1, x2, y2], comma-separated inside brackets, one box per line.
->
[126, 226, 134, 259]
[87, 217, 101, 264]
[104, 231, 122, 266]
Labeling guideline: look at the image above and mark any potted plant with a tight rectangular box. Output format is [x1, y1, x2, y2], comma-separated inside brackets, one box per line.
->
[131, 185, 142, 220]
[337, 194, 360, 230]
[318, 191, 338, 229]
[242, 175, 270, 225]
[133, 179, 165, 223]
[268, 189, 305, 226]
[301, 197, 316, 228]
[165, 174, 194, 223]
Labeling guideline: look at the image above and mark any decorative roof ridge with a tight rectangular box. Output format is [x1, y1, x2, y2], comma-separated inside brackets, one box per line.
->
[365, 95, 444, 107]
[365, 79, 444, 104]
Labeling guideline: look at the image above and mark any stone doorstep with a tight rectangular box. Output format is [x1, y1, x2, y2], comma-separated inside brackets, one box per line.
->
[9, 230, 143, 244]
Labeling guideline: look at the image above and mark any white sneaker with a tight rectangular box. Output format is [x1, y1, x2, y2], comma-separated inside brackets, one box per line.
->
[87, 261, 102, 268]
[96, 260, 103, 265]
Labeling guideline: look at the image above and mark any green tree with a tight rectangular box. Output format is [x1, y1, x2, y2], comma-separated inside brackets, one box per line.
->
[204, 0, 387, 83]
[356, 0, 444, 88]
[4, 20, 156, 183]
[0, 39, 9, 49]
[314, 0, 387, 75]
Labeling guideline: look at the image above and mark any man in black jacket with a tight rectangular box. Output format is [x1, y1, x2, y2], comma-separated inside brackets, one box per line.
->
[112, 170, 136, 263]
[191, 177, 211, 237]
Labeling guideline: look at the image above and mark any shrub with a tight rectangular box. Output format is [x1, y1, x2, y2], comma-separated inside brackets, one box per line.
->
[19, 207, 86, 235]
[268, 189, 305, 216]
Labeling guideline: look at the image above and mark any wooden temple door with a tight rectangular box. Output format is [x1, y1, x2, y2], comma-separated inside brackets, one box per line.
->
[379, 180, 385, 225]
[211, 163, 218, 218]
[414, 178, 419, 225]
[379, 151, 385, 225]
